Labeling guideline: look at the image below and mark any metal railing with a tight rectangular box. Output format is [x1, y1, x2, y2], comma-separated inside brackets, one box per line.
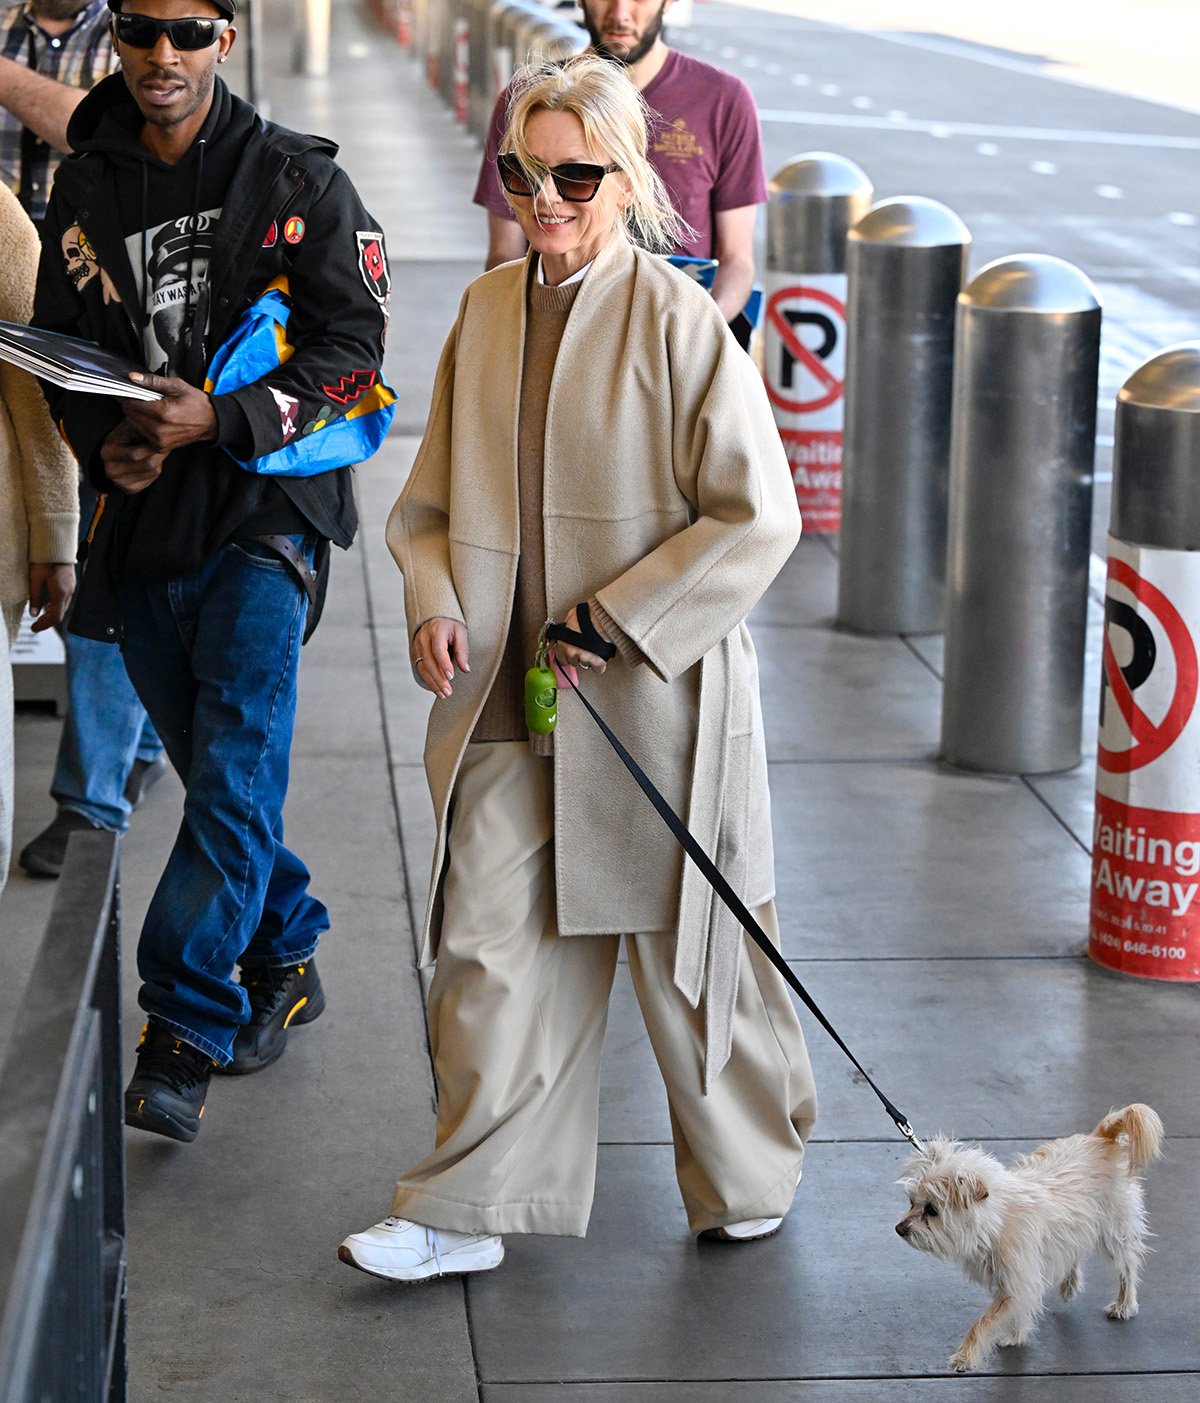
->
[0, 831, 126, 1403]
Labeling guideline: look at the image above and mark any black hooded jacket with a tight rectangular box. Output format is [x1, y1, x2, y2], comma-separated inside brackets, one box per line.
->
[34, 74, 391, 637]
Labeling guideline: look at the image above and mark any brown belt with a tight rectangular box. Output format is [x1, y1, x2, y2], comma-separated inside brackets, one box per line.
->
[248, 533, 318, 610]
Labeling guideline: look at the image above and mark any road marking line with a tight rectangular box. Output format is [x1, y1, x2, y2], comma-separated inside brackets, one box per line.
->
[758, 109, 1200, 149]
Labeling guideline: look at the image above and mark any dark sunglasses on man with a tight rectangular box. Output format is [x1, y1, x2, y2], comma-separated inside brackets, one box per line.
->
[113, 13, 231, 49]
[497, 153, 619, 204]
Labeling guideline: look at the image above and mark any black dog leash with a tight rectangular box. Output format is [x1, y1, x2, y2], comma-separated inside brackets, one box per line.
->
[547, 612, 924, 1154]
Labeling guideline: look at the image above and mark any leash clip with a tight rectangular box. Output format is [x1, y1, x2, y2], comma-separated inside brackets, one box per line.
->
[897, 1120, 926, 1155]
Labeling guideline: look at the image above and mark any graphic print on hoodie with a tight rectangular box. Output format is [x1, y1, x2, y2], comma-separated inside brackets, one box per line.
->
[125, 207, 220, 375]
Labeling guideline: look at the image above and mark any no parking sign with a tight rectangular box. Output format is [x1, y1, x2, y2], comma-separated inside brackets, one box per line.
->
[763, 273, 847, 533]
[1090, 537, 1200, 979]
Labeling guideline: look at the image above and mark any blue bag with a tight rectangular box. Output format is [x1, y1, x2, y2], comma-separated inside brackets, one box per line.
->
[205, 279, 396, 477]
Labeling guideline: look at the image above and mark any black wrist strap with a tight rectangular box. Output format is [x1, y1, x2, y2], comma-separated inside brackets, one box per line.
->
[545, 602, 617, 661]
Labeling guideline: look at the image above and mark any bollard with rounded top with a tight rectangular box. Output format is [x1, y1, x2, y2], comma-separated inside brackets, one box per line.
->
[1089, 343, 1200, 982]
[501, 0, 539, 75]
[763, 153, 873, 534]
[531, 14, 587, 65]
[837, 197, 970, 634]
[515, 9, 557, 69]
[941, 254, 1100, 775]
[480, 0, 525, 133]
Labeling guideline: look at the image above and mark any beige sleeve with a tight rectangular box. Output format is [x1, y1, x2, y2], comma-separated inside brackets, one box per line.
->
[385, 291, 469, 639]
[0, 185, 78, 563]
[593, 318, 800, 683]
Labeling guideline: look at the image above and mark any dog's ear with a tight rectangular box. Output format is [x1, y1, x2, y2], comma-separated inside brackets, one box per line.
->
[950, 1172, 989, 1210]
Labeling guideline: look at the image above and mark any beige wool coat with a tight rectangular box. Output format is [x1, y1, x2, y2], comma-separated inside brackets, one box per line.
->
[386, 232, 800, 1085]
[0, 180, 78, 628]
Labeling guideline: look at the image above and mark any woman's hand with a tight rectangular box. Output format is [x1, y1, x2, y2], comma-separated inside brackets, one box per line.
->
[27, 563, 75, 632]
[551, 605, 611, 675]
[411, 617, 469, 698]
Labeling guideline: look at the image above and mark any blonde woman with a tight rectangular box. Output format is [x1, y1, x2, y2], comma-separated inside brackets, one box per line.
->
[0, 180, 78, 895]
[340, 56, 816, 1281]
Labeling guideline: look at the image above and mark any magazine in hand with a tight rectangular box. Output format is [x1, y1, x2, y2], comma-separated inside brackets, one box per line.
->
[0, 319, 161, 401]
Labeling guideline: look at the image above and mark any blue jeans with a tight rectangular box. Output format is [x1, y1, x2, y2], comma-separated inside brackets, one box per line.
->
[54, 478, 163, 831]
[119, 535, 328, 1064]
[53, 632, 163, 831]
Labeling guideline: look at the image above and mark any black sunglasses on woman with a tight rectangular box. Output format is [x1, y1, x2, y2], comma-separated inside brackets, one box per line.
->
[497, 153, 619, 204]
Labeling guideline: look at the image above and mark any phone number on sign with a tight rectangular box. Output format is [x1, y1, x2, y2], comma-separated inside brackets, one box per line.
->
[1094, 930, 1188, 960]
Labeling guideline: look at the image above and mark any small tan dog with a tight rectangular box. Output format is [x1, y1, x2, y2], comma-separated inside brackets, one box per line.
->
[895, 1104, 1164, 1373]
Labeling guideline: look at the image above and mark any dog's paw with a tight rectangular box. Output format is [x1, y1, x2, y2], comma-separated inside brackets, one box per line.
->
[997, 1327, 1032, 1348]
[1105, 1299, 1138, 1321]
[1059, 1267, 1083, 1301]
[948, 1347, 979, 1373]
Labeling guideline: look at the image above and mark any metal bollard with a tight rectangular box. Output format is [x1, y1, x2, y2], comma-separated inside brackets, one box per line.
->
[941, 255, 1101, 775]
[410, 0, 431, 63]
[396, 0, 413, 50]
[468, 0, 497, 136]
[763, 153, 873, 533]
[510, 5, 550, 70]
[294, 0, 330, 77]
[1089, 343, 1200, 982]
[423, 0, 444, 87]
[837, 197, 970, 634]
[453, 14, 470, 122]
[439, 0, 465, 106]
[531, 14, 587, 65]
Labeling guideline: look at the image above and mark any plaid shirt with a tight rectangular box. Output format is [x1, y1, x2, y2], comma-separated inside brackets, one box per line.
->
[0, 0, 116, 221]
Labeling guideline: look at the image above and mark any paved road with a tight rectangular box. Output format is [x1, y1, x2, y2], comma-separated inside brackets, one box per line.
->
[674, 2, 1200, 555]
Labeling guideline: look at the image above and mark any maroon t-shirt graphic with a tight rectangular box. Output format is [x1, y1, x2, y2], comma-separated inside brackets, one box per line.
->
[474, 49, 767, 259]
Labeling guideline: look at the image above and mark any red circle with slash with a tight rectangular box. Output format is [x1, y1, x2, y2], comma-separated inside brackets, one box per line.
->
[765, 284, 845, 415]
[1098, 556, 1199, 773]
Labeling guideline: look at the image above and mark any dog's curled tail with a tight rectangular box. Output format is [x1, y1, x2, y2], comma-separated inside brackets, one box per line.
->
[1093, 1104, 1164, 1172]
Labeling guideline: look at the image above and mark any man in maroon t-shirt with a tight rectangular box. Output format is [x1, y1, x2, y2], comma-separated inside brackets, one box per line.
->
[473, 0, 766, 332]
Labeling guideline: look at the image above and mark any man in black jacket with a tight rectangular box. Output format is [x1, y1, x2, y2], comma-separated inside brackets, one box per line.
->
[33, 0, 393, 1142]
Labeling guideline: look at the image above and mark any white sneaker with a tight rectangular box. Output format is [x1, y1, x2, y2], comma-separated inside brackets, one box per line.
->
[338, 1216, 504, 1282]
[705, 1214, 784, 1242]
[702, 1168, 802, 1243]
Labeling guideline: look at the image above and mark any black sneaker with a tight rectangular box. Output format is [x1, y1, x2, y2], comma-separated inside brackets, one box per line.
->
[124, 1020, 215, 1143]
[218, 959, 326, 1076]
[18, 809, 105, 879]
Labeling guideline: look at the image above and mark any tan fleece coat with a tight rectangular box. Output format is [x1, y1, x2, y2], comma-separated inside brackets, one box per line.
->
[386, 233, 800, 1084]
[0, 180, 78, 623]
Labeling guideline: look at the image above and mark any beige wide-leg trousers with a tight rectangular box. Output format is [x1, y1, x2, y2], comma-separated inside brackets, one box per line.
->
[391, 741, 818, 1237]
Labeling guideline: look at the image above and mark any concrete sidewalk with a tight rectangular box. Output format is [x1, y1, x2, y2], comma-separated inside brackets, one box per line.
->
[3, 1, 1198, 1397]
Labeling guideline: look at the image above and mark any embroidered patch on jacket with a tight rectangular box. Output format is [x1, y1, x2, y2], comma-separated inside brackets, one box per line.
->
[356, 231, 390, 304]
[262, 221, 279, 249]
[283, 216, 306, 245]
[62, 224, 100, 292]
[269, 385, 300, 441]
[321, 369, 377, 405]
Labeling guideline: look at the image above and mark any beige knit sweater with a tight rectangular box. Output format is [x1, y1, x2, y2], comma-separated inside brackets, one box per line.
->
[0, 181, 78, 629]
[472, 269, 580, 747]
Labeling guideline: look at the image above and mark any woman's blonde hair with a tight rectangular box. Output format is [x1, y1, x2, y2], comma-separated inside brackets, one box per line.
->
[500, 55, 692, 254]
